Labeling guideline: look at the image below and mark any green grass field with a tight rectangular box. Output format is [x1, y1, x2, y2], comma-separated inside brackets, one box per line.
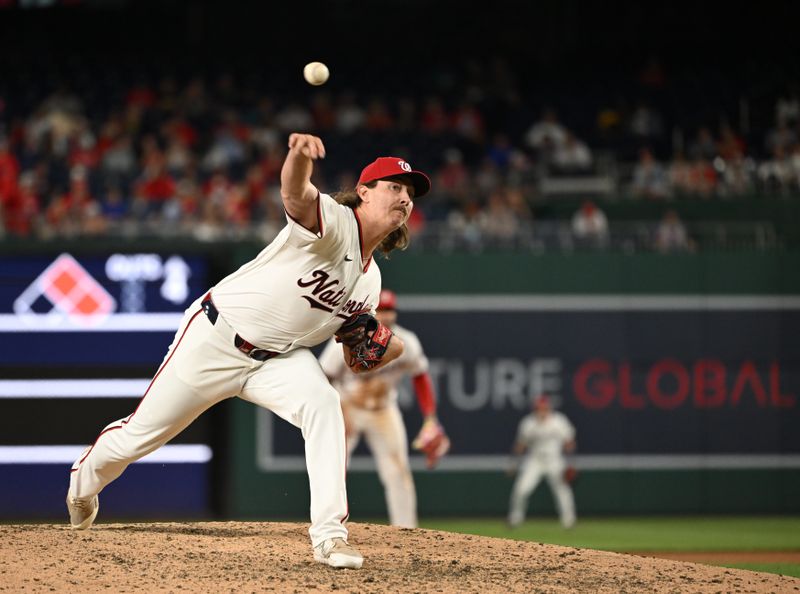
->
[418, 516, 800, 578]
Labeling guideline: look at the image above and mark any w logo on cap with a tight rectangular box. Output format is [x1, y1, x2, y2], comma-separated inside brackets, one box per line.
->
[13, 253, 116, 327]
[398, 160, 412, 172]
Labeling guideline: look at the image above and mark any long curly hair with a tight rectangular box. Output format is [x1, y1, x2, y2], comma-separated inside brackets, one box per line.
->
[334, 178, 410, 256]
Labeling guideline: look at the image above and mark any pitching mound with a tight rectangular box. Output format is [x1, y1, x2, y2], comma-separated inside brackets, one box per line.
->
[2, 522, 797, 593]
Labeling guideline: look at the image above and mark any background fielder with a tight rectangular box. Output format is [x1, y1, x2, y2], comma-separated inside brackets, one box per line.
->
[319, 288, 450, 528]
[507, 394, 577, 529]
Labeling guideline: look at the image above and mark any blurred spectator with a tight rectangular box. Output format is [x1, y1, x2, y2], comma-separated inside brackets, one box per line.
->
[445, 199, 483, 251]
[631, 147, 669, 199]
[667, 149, 693, 196]
[486, 133, 514, 171]
[571, 199, 609, 248]
[688, 127, 718, 161]
[419, 96, 449, 135]
[45, 167, 96, 236]
[506, 150, 538, 194]
[133, 157, 177, 217]
[628, 101, 664, 140]
[788, 144, 800, 191]
[775, 83, 800, 127]
[716, 123, 747, 161]
[394, 97, 418, 132]
[436, 148, 470, 202]
[474, 156, 502, 195]
[99, 185, 129, 224]
[758, 146, 793, 195]
[335, 92, 367, 134]
[524, 107, 567, 156]
[551, 132, 593, 173]
[2, 170, 40, 236]
[101, 134, 137, 185]
[654, 209, 692, 253]
[764, 121, 798, 156]
[310, 93, 337, 131]
[717, 150, 756, 197]
[477, 188, 521, 246]
[451, 99, 485, 144]
[0, 137, 20, 204]
[365, 97, 394, 132]
[686, 157, 717, 198]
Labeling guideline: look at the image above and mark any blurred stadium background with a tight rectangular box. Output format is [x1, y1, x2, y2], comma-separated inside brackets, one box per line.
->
[0, 0, 798, 576]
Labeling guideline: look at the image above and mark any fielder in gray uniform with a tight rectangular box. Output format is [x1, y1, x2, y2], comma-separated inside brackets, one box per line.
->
[66, 132, 431, 569]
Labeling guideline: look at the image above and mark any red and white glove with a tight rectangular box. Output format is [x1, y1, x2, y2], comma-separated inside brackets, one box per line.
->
[412, 418, 450, 469]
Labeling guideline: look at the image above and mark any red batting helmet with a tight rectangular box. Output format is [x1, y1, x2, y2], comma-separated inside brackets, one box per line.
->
[358, 157, 431, 198]
[378, 289, 397, 311]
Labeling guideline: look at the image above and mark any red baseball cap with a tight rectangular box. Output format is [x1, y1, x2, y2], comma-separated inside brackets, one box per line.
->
[377, 289, 397, 311]
[358, 157, 431, 198]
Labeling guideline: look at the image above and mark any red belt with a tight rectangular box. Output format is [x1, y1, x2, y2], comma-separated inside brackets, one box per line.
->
[201, 293, 278, 362]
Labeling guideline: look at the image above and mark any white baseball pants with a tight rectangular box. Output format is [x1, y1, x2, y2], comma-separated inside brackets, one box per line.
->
[508, 457, 576, 528]
[344, 404, 417, 528]
[69, 296, 350, 547]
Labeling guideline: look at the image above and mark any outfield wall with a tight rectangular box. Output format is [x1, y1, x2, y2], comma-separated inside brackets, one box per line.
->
[226, 249, 800, 518]
[0, 243, 797, 519]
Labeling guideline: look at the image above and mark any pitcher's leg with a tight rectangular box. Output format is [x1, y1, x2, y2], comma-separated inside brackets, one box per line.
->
[363, 406, 417, 528]
[69, 306, 240, 499]
[242, 349, 349, 547]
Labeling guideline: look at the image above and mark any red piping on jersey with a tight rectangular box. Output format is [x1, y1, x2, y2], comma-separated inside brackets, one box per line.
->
[413, 372, 437, 417]
[283, 191, 323, 237]
[352, 208, 372, 273]
[71, 308, 204, 471]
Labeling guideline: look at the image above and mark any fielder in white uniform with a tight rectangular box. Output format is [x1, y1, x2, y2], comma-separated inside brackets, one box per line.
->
[318, 289, 449, 529]
[507, 394, 577, 529]
[66, 132, 432, 569]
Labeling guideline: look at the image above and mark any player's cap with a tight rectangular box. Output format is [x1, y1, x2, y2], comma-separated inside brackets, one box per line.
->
[377, 289, 397, 311]
[358, 157, 431, 198]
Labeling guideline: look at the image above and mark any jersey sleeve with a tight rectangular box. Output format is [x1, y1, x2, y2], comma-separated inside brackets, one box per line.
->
[285, 192, 353, 252]
[400, 330, 429, 376]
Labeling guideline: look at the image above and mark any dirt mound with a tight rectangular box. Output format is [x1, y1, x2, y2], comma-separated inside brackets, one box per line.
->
[2, 522, 797, 593]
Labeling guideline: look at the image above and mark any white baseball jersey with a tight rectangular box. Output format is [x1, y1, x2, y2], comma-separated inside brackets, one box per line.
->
[515, 411, 575, 460]
[211, 192, 381, 352]
[319, 323, 429, 408]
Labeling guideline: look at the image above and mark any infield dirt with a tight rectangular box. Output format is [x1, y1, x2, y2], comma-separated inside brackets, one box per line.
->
[2, 521, 798, 593]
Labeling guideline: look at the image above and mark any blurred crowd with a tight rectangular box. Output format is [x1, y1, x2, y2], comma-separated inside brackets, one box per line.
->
[0, 57, 798, 251]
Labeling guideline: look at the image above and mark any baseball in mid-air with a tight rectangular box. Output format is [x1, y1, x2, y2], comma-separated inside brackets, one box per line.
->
[303, 61, 330, 86]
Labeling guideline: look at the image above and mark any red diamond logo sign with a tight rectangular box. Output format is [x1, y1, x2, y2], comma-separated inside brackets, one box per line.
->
[13, 253, 116, 327]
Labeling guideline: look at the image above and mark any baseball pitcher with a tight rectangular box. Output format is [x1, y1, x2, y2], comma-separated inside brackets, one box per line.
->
[66, 133, 431, 569]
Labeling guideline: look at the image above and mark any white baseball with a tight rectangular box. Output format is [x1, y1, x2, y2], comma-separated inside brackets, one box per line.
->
[303, 62, 330, 86]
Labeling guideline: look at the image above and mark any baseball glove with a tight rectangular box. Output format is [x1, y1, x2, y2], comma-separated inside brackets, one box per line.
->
[336, 312, 394, 372]
[335, 312, 377, 348]
[412, 418, 451, 469]
[564, 465, 578, 484]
